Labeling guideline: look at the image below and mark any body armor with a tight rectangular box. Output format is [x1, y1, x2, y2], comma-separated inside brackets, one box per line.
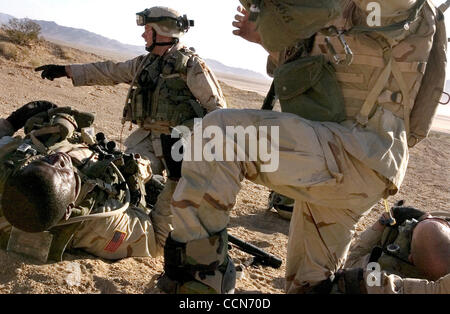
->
[374, 213, 450, 279]
[0, 108, 151, 261]
[124, 47, 205, 132]
[309, 1, 442, 146]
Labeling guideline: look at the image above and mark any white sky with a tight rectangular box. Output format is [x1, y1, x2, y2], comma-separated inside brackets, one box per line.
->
[0, 0, 450, 117]
[0, 0, 270, 76]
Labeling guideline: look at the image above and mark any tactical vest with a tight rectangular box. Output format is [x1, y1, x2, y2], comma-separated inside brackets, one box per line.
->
[123, 48, 205, 132]
[307, 0, 444, 147]
[372, 213, 450, 279]
[0, 108, 145, 261]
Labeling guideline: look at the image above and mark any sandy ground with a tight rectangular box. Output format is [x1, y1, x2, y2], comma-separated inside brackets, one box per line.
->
[0, 40, 448, 294]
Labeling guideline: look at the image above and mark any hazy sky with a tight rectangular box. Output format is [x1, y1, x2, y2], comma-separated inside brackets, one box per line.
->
[0, 0, 449, 117]
[0, 0, 270, 76]
[0, 0, 449, 75]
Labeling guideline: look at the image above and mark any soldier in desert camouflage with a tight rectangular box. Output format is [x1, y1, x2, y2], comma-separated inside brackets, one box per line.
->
[153, 0, 447, 294]
[0, 101, 166, 262]
[34, 6, 227, 250]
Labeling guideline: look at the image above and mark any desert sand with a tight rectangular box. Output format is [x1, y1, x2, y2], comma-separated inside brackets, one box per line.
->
[0, 39, 448, 294]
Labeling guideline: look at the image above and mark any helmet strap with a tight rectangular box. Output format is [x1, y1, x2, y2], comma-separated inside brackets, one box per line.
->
[146, 31, 179, 52]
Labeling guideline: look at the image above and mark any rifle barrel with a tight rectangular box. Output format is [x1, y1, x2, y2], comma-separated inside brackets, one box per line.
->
[228, 234, 282, 269]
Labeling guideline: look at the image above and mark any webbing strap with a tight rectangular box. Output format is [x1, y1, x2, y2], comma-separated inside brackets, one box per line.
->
[391, 60, 412, 135]
[356, 54, 392, 125]
[29, 126, 61, 154]
[346, 0, 427, 35]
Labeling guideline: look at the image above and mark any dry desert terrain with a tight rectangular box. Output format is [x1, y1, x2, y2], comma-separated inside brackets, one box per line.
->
[0, 38, 448, 294]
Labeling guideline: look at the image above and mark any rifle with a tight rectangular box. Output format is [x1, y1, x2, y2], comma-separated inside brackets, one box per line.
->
[228, 233, 282, 269]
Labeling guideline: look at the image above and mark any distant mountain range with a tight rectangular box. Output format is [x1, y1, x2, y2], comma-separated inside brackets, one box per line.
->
[0, 12, 269, 82]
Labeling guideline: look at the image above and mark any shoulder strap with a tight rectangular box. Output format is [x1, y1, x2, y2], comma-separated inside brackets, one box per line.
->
[346, 0, 427, 35]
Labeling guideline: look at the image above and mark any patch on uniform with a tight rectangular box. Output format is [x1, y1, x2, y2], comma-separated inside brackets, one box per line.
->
[104, 230, 127, 253]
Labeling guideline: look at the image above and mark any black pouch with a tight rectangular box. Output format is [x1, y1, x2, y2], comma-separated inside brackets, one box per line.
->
[160, 134, 183, 180]
[274, 55, 346, 122]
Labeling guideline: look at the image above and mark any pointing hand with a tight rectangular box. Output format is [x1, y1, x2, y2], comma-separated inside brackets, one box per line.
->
[35, 64, 68, 81]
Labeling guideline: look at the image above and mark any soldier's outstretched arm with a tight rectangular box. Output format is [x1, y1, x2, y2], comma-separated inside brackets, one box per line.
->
[35, 55, 146, 87]
[34, 65, 69, 81]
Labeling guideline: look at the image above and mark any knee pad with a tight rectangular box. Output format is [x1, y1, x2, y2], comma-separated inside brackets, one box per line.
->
[161, 229, 236, 294]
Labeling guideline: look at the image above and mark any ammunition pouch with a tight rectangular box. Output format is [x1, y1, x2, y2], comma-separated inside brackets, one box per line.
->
[51, 113, 78, 140]
[48, 107, 95, 130]
[274, 55, 346, 122]
[161, 230, 236, 294]
[24, 106, 95, 135]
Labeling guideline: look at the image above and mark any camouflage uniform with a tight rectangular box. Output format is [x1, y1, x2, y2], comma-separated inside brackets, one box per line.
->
[0, 108, 164, 261]
[168, 0, 440, 293]
[68, 43, 226, 250]
[68, 43, 226, 175]
[345, 212, 450, 293]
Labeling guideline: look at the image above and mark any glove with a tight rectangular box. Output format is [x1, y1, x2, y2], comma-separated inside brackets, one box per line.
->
[6, 100, 57, 132]
[332, 268, 367, 294]
[34, 64, 67, 81]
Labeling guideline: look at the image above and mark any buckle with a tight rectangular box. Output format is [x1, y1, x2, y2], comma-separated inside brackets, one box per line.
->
[16, 143, 37, 155]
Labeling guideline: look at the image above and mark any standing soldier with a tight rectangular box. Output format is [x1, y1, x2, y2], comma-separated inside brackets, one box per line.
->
[155, 0, 447, 294]
[34, 6, 227, 249]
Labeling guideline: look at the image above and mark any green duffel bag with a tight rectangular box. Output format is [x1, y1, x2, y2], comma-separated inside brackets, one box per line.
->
[274, 55, 346, 122]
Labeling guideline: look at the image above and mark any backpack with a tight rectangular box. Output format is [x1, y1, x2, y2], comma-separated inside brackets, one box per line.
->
[408, 2, 447, 147]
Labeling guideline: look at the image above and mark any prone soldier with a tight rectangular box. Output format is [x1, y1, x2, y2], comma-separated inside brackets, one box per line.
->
[340, 202, 450, 293]
[0, 101, 167, 262]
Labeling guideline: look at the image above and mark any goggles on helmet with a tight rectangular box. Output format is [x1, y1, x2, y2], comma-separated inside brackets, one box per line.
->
[136, 9, 194, 32]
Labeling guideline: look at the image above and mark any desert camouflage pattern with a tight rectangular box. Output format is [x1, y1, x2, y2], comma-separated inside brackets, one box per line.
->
[310, 0, 437, 148]
[54, 143, 161, 259]
[168, 0, 439, 292]
[71, 202, 160, 259]
[69, 43, 225, 177]
[143, 7, 185, 38]
[345, 212, 450, 293]
[151, 178, 177, 248]
[169, 108, 390, 292]
[0, 119, 164, 260]
[69, 43, 226, 116]
[366, 272, 450, 293]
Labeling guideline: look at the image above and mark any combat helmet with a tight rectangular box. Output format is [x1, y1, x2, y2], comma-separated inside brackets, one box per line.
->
[136, 6, 194, 38]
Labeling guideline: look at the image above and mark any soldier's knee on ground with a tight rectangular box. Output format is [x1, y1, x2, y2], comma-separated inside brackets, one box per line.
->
[157, 230, 236, 294]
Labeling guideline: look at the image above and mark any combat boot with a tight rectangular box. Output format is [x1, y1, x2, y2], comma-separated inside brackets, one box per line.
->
[157, 229, 236, 294]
